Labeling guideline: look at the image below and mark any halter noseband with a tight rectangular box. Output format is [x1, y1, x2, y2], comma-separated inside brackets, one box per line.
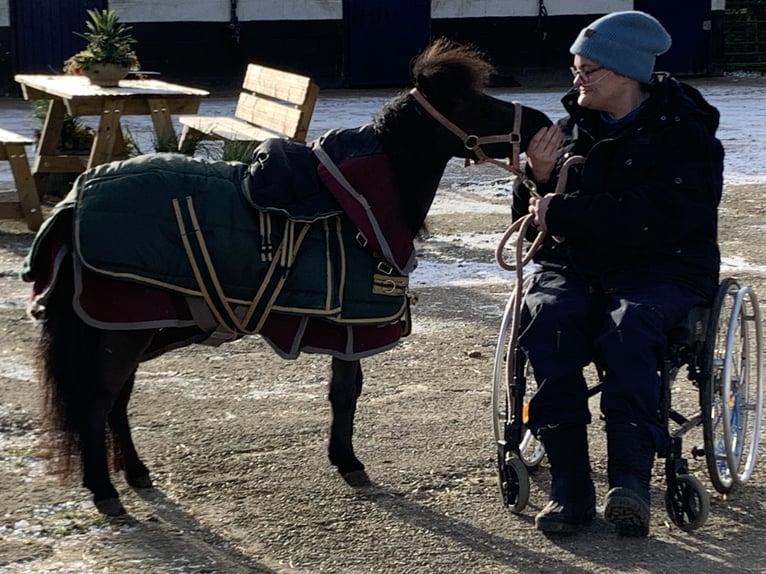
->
[409, 88, 537, 194]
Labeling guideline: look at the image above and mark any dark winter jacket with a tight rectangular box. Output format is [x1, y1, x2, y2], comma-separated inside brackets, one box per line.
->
[512, 75, 723, 299]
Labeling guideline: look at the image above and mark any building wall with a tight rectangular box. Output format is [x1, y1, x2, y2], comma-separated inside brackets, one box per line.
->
[110, 0, 634, 21]
[0, 0, 10, 94]
[110, 0, 630, 89]
[0, 0, 729, 95]
[112, 0, 342, 22]
[431, 0, 633, 18]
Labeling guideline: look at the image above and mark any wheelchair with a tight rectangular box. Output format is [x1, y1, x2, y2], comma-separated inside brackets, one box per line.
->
[491, 270, 764, 532]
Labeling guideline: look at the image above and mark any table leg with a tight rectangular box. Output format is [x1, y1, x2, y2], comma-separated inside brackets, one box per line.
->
[6, 142, 43, 230]
[89, 98, 126, 168]
[112, 127, 130, 160]
[147, 98, 178, 152]
[33, 99, 66, 194]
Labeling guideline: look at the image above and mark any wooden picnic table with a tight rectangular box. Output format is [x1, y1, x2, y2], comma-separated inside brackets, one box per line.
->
[14, 74, 209, 193]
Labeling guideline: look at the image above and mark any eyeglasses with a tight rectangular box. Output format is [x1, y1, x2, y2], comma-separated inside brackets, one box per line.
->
[569, 66, 608, 83]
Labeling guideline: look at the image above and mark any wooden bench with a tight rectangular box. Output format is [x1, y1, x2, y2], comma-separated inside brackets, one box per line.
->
[0, 128, 43, 230]
[178, 64, 319, 154]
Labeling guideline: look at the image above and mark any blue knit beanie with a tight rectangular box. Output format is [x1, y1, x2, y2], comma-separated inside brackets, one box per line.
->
[569, 11, 672, 83]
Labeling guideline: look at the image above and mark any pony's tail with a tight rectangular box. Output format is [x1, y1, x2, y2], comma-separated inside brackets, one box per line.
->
[35, 254, 99, 478]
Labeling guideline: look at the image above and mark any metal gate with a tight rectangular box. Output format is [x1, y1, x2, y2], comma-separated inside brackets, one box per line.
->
[11, 0, 107, 75]
[342, 0, 431, 87]
[724, 0, 766, 71]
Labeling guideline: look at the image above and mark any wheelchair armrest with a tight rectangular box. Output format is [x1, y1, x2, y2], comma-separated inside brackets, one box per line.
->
[667, 306, 709, 346]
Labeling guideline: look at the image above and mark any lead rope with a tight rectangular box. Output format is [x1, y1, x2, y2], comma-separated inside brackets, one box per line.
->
[494, 155, 585, 357]
[495, 155, 585, 272]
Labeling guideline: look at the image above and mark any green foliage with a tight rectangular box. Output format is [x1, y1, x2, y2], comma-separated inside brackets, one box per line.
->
[30, 100, 93, 153]
[222, 140, 260, 162]
[189, 140, 260, 163]
[63, 9, 140, 73]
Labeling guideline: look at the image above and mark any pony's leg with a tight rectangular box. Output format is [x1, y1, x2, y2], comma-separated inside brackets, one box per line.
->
[328, 357, 370, 486]
[82, 329, 154, 516]
[108, 371, 153, 489]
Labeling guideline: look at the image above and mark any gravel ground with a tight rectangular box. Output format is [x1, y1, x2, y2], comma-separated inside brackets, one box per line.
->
[1, 157, 765, 573]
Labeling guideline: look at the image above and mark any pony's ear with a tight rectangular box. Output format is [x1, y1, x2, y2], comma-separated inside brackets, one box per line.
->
[414, 69, 466, 112]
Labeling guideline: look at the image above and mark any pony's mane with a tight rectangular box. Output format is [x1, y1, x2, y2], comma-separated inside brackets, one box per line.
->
[410, 37, 495, 93]
[373, 38, 495, 134]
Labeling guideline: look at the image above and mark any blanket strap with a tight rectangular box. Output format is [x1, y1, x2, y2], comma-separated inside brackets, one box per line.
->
[173, 197, 240, 336]
[241, 219, 311, 334]
[313, 142, 403, 275]
[372, 273, 408, 296]
[172, 197, 311, 337]
[259, 210, 274, 262]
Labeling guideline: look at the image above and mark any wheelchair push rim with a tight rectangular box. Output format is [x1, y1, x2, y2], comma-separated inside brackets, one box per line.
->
[721, 285, 763, 485]
[491, 283, 540, 511]
[701, 279, 764, 492]
[491, 283, 545, 467]
[491, 294, 517, 446]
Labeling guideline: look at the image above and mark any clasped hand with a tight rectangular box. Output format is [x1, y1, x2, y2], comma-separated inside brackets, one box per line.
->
[529, 194, 556, 232]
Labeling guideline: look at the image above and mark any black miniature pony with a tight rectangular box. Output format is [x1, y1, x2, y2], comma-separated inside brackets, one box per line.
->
[26, 38, 551, 515]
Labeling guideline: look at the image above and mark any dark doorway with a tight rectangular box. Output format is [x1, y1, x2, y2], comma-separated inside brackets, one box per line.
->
[11, 0, 108, 75]
[635, 0, 712, 75]
[342, 0, 431, 87]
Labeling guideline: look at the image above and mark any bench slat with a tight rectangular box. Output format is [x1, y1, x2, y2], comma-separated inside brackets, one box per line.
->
[0, 128, 34, 145]
[234, 92, 305, 139]
[177, 64, 319, 152]
[243, 64, 316, 105]
[179, 117, 285, 143]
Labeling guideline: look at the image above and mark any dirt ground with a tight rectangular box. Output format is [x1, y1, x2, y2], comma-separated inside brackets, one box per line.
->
[1, 164, 765, 573]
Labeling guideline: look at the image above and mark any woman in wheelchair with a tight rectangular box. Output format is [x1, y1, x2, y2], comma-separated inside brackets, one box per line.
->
[513, 11, 724, 537]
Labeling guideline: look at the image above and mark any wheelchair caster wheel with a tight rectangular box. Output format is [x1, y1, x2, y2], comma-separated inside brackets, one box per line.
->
[664, 474, 710, 531]
[497, 455, 530, 513]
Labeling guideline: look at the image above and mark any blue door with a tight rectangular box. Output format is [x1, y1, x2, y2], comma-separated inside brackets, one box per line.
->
[11, 0, 108, 74]
[634, 1, 712, 75]
[342, 0, 431, 87]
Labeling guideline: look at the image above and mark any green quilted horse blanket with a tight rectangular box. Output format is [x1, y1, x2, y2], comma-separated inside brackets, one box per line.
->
[24, 126, 413, 341]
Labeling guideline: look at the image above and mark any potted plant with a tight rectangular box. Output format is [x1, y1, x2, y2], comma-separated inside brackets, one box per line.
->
[63, 8, 140, 87]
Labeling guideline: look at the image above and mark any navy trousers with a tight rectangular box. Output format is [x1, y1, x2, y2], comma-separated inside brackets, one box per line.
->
[519, 270, 706, 451]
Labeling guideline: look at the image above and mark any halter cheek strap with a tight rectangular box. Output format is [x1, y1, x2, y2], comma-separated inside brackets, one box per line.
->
[409, 88, 535, 193]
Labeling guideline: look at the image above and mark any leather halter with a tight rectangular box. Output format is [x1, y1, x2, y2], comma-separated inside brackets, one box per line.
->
[409, 88, 536, 193]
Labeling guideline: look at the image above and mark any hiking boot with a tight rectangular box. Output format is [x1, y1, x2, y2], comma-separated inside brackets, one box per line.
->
[535, 480, 596, 534]
[605, 422, 655, 537]
[604, 486, 650, 537]
[534, 425, 595, 535]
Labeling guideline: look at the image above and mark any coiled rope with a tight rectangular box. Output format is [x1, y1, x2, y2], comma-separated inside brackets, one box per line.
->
[494, 155, 586, 350]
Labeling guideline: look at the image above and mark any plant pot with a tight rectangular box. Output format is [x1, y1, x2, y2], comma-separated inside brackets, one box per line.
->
[83, 63, 130, 87]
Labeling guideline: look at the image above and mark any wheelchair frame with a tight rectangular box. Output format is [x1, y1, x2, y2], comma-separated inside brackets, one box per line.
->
[491, 274, 764, 532]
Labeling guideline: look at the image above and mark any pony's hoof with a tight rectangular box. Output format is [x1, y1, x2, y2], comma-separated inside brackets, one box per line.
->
[127, 474, 153, 489]
[342, 469, 371, 487]
[95, 497, 126, 516]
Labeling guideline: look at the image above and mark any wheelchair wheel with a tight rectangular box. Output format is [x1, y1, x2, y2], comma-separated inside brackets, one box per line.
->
[700, 279, 764, 493]
[664, 474, 711, 532]
[497, 454, 530, 513]
[491, 281, 544, 470]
